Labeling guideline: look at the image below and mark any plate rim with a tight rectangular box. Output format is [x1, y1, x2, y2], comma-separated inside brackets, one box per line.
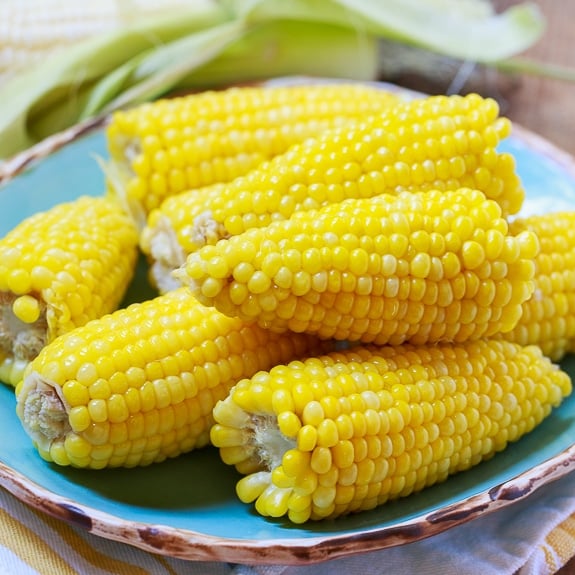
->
[2, 80, 575, 565]
[0, 115, 108, 186]
[0, 440, 574, 565]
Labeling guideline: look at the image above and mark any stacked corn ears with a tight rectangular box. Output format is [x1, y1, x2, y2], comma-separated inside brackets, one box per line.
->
[2, 83, 574, 525]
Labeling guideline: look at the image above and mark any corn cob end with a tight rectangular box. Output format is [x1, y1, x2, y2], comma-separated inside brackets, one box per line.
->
[140, 214, 187, 293]
[16, 373, 69, 458]
[0, 291, 48, 387]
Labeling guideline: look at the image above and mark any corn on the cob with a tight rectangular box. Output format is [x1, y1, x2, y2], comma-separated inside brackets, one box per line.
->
[501, 212, 575, 361]
[178, 92, 523, 252]
[15, 287, 329, 469]
[105, 83, 401, 221]
[210, 340, 571, 523]
[178, 188, 538, 346]
[139, 182, 225, 292]
[0, 195, 139, 387]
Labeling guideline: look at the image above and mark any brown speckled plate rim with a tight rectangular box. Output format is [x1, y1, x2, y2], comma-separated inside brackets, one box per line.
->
[0, 438, 573, 564]
[1, 80, 575, 565]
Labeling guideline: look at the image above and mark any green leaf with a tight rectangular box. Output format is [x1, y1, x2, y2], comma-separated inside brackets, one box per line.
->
[99, 20, 248, 114]
[221, 0, 545, 62]
[495, 55, 575, 83]
[174, 19, 380, 89]
[80, 52, 152, 120]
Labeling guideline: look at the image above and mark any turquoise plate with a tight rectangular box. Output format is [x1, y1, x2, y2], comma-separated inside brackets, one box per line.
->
[1, 112, 575, 566]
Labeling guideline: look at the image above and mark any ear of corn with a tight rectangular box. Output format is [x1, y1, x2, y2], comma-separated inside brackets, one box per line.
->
[179, 92, 523, 252]
[177, 188, 538, 346]
[501, 211, 575, 361]
[105, 83, 401, 222]
[0, 195, 139, 387]
[210, 340, 571, 523]
[139, 182, 226, 293]
[15, 287, 330, 469]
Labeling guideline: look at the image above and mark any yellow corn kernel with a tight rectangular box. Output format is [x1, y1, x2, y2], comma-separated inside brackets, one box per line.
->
[12, 295, 41, 323]
[178, 189, 537, 347]
[0, 195, 139, 387]
[15, 287, 329, 469]
[183, 93, 522, 251]
[211, 340, 571, 522]
[105, 83, 401, 220]
[501, 211, 575, 361]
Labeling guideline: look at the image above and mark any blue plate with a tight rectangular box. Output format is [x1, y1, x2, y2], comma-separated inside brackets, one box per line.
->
[1, 115, 575, 566]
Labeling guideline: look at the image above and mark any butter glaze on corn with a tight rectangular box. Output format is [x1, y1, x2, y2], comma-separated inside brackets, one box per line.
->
[502, 211, 575, 360]
[0, 196, 139, 387]
[15, 287, 329, 469]
[178, 189, 538, 346]
[105, 83, 401, 220]
[185, 92, 523, 251]
[210, 340, 571, 523]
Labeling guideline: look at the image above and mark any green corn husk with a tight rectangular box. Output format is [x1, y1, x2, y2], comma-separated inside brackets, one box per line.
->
[0, 0, 544, 160]
[225, 0, 544, 62]
[0, 2, 230, 159]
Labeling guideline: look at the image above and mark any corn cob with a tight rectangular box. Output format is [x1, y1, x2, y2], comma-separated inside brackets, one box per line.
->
[210, 340, 571, 523]
[177, 92, 523, 253]
[0, 195, 139, 387]
[139, 182, 225, 293]
[105, 83, 401, 221]
[15, 287, 330, 469]
[501, 212, 575, 361]
[178, 188, 538, 346]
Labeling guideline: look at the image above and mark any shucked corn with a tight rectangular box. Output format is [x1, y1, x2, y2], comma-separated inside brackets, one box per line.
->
[0, 196, 139, 387]
[501, 211, 575, 361]
[210, 340, 571, 523]
[139, 182, 226, 293]
[178, 92, 522, 253]
[15, 287, 329, 468]
[105, 83, 401, 223]
[178, 188, 538, 346]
